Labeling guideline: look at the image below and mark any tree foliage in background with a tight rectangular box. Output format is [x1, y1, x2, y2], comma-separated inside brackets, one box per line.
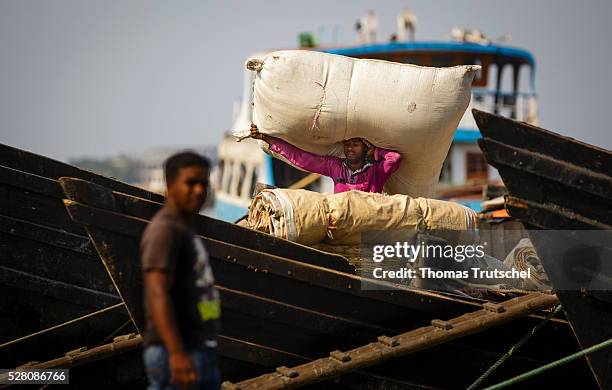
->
[69, 155, 141, 183]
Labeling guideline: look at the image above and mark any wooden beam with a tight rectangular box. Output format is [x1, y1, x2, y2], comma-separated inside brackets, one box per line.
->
[0, 214, 94, 255]
[224, 293, 560, 390]
[0, 266, 120, 309]
[472, 109, 612, 178]
[0, 143, 164, 202]
[479, 138, 612, 200]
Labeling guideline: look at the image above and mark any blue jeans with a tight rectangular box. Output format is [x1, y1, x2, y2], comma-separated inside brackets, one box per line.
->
[143, 344, 221, 390]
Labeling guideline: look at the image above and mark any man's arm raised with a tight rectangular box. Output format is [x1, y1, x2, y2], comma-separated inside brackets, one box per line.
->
[373, 146, 402, 180]
[250, 124, 338, 177]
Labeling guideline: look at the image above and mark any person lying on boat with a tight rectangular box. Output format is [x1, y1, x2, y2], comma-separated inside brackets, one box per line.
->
[250, 123, 402, 194]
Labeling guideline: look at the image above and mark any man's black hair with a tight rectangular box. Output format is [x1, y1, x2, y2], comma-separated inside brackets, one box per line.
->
[164, 151, 210, 183]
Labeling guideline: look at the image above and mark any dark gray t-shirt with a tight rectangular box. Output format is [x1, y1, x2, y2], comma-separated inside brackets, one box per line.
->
[140, 206, 220, 346]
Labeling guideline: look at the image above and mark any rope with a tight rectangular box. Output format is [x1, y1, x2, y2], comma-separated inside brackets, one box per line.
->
[467, 304, 562, 389]
[484, 336, 612, 390]
[100, 319, 132, 345]
[0, 303, 125, 350]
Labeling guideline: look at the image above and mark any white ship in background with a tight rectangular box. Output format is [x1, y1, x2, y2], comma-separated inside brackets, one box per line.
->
[213, 10, 538, 222]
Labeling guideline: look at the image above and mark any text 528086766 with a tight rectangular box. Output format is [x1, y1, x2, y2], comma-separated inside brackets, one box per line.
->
[0, 369, 69, 385]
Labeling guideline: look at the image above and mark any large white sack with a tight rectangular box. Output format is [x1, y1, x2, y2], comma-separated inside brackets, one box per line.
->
[244, 50, 479, 197]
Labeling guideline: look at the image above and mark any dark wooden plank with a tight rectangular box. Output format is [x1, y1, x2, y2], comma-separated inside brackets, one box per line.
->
[60, 177, 355, 274]
[0, 164, 64, 198]
[0, 232, 113, 292]
[0, 214, 94, 254]
[505, 196, 610, 230]
[0, 302, 132, 368]
[0, 183, 85, 235]
[0, 214, 114, 295]
[479, 137, 612, 200]
[526, 231, 612, 390]
[472, 109, 612, 177]
[219, 286, 391, 339]
[0, 142, 164, 202]
[0, 265, 121, 310]
[79, 224, 145, 333]
[489, 164, 612, 226]
[475, 109, 612, 389]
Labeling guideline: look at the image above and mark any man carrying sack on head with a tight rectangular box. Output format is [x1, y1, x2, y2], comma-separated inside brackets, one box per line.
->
[250, 124, 402, 194]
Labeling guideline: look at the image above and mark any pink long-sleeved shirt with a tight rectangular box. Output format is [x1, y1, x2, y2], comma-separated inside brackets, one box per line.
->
[269, 138, 402, 193]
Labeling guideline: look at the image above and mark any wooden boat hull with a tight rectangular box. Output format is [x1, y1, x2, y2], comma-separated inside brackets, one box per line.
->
[0, 142, 350, 371]
[0, 141, 597, 388]
[475, 109, 612, 389]
[59, 176, 595, 388]
[0, 142, 152, 367]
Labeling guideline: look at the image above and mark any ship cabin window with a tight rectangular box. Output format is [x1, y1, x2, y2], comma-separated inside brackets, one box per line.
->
[466, 152, 488, 181]
[220, 158, 232, 194]
[237, 163, 247, 198]
[518, 64, 532, 94]
[217, 157, 260, 200]
[249, 167, 258, 198]
[217, 159, 225, 188]
[488, 63, 499, 90]
[228, 160, 238, 196]
[491, 61, 534, 120]
[439, 156, 452, 183]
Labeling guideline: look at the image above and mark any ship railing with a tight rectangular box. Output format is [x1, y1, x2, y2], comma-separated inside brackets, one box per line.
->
[460, 89, 538, 129]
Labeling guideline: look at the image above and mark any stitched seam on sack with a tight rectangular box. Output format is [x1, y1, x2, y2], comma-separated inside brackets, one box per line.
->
[311, 59, 331, 132]
[311, 81, 327, 131]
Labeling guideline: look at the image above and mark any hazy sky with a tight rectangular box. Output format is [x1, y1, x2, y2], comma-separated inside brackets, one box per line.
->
[1, 0, 611, 161]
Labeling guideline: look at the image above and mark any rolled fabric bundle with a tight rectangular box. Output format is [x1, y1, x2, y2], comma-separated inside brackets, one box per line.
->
[247, 189, 479, 247]
[247, 189, 329, 244]
[326, 191, 478, 245]
[325, 191, 423, 244]
[503, 238, 552, 290]
[412, 197, 480, 246]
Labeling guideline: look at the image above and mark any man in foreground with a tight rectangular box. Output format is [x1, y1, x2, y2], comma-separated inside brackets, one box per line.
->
[250, 124, 402, 193]
[141, 152, 221, 390]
